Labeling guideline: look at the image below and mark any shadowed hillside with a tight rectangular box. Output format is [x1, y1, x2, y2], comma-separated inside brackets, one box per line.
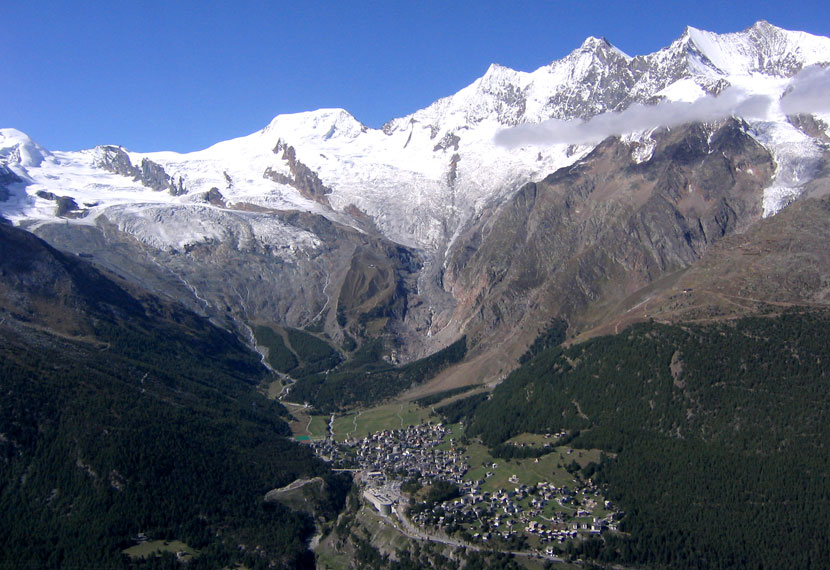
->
[0, 224, 349, 569]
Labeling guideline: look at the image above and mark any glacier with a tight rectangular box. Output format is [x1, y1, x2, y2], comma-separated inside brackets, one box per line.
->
[3, 21, 829, 255]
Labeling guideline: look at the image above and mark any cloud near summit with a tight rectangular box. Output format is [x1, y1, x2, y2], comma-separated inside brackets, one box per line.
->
[780, 65, 830, 115]
[495, 66, 830, 148]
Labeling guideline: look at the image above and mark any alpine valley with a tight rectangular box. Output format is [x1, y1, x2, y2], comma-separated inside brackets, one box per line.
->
[2, 21, 830, 569]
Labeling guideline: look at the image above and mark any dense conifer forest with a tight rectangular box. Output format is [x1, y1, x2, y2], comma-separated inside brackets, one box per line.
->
[0, 318, 353, 569]
[3, 221, 829, 568]
[0, 225, 349, 568]
[289, 336, 467, 411]
[459, 310, 830, 568]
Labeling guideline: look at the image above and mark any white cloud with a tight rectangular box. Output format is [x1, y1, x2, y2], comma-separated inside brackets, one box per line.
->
[780, 65, 830, 115]
[494, 67, 830, 148]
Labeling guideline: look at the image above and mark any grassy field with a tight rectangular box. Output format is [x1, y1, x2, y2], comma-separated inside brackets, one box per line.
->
[264, 379, 329, 439]
[504, 432, 564, 447]
[264, 379, 284, 399]
[122, 540, 198, 560]
[435, 422, 463, 451]
[329, 402, 434, 441]
[463, 442, 603, 492]
[308, 414, 329, 438]
[315, 550, 351, 570]
[282, 402, 312, 437]
[331, 412, 358, 440]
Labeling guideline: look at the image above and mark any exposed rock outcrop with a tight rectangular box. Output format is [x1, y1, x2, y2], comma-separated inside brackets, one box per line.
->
[32, 205, 429, 357]
[443, 119, 774, 353]
[95, 146, 187, 195]
[1, 162, 22, 202]
[35, 190, 81, 217]
[265, 142, 332, 206]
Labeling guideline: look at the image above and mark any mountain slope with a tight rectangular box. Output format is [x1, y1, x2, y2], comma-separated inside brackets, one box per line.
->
[2, 21, 830, 392]
[0, 224, 348, 568]
[575, 194, 830, 341]
[462, 309, 830, 569]
[4, 22, 827, 250]
[442, 118, 775, 361]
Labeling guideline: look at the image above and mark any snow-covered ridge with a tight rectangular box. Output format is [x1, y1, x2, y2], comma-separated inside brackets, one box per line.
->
[104, 203, 321, 254]
[684, 21, 830, 76]
[0, 128, 53, 168]
[2, 21, 829, 252]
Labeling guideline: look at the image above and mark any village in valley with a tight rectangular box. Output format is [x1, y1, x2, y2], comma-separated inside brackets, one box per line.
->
[307, 414, 622, 558]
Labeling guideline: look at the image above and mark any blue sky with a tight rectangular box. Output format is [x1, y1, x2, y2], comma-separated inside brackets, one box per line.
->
[3, 1, 828, 153]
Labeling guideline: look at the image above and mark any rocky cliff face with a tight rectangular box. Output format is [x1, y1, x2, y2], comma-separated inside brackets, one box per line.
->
[95, 145, 187, 195]
[442, 119, 774, 352]
[0, 165, 21, 202]
[32, 203, 433, 359]
[264, 141, 334, 206]
[2, 22, 830, 384]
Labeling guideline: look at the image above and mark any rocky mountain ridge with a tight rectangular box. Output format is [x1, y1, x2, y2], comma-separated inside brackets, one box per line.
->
[2, 21, 830, 388]
[443, 119, 774, 356]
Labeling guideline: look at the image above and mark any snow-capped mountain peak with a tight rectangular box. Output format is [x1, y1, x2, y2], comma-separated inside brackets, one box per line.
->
[3, 22, 829, 253]
[573, 35, 631, 61]
[2, 21, 829, 370]
[263, 108, 367, 142]
[0, 128, 53, 168]
[680, 20, 830, 77]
